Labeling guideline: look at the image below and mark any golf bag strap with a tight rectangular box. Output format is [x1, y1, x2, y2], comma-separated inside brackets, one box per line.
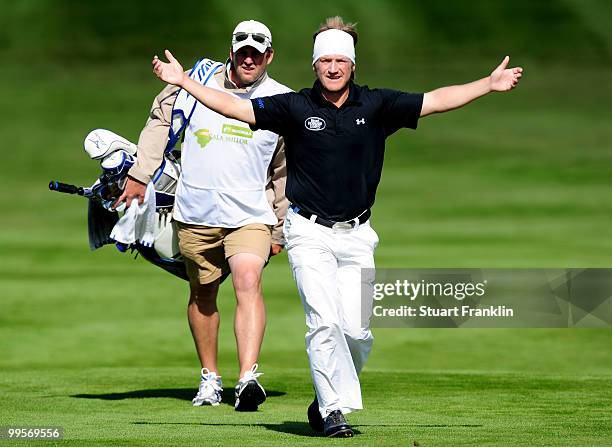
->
[166, 58, 224, 153]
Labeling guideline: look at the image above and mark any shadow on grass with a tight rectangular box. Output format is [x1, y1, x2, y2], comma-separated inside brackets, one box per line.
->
[132, 420, 362, 437]
[132, 420, 481, 437]
[72, 388, 285, 406]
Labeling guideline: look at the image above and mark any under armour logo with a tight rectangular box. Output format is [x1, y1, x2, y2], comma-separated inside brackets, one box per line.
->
[356, 118, 365, 125]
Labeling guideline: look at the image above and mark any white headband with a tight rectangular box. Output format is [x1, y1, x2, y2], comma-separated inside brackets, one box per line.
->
[312, 29, 355, 65]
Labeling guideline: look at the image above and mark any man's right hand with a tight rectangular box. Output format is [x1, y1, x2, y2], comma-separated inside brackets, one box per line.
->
[113, 176, 147, 210]
[153, 50, 186, 86]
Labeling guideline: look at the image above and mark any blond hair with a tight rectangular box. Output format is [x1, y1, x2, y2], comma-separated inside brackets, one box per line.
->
[313, 16, 358, 46]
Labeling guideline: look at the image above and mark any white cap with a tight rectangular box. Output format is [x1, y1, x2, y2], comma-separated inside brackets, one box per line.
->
[232, 20, 272, 54]
[312, 29, 355, 65]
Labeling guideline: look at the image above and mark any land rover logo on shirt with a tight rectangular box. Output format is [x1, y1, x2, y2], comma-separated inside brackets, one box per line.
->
[305, 117, 326, 131]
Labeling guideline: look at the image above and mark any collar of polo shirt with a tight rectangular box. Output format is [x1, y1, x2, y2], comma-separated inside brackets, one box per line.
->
[311, 79, 361, 106]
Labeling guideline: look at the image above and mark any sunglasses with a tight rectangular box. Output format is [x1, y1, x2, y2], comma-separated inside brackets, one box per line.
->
[233, 32, 270, 46]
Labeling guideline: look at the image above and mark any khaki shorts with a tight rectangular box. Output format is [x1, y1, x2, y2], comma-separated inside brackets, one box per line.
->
[176, 221, 272, 285]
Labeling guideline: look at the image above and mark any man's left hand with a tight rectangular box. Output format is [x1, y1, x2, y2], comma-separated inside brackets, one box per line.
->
[490, 56, 523, 92]
[270, 244, 284, 256]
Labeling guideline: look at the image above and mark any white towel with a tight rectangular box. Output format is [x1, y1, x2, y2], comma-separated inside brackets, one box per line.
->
[110, 182, 157, 247]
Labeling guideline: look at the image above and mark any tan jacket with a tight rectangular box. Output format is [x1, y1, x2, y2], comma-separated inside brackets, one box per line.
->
[128, 65, 289, 245]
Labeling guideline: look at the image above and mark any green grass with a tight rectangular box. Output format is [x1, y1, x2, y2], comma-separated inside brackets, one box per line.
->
[2, 366, 611, 446]
[2, 254, 612, 446]
[1, 0, 612, 445]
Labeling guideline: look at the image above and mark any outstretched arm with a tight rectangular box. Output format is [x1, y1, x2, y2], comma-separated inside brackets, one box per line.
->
[420, 56, 523, 117]
[152, 50, 256, 125]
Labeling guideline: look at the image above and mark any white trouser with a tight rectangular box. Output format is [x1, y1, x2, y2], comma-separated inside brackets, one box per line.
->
[284, 207, 378, 417]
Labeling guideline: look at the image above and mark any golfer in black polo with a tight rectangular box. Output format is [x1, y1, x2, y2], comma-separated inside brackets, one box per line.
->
[152, 16, 523, 438]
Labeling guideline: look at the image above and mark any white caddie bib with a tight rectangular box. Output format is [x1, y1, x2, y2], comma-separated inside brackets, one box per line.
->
[170, 58, 291, 227]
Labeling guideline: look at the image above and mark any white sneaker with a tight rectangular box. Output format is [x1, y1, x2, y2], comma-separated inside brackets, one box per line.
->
[234, 363, 266, 411]
[192, 368, 223, 407]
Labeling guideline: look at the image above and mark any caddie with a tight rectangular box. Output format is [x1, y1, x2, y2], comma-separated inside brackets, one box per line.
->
[151, 15, 523, 435]
[114, 20, 292, 411]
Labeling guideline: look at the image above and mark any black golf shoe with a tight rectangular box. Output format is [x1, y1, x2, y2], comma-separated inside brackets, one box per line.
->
[323, 410, 354, 438]
[307, 396, 324, 432]
[234, 364, 266, 411]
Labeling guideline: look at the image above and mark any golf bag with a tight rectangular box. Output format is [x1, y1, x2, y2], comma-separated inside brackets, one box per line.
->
[49, 128, 188, 280]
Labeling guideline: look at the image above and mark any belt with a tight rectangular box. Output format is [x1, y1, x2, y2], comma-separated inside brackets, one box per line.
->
[290, 205, 370, 229]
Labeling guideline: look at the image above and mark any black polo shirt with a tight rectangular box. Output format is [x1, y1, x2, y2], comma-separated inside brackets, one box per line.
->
[251, 80, 423, 221]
